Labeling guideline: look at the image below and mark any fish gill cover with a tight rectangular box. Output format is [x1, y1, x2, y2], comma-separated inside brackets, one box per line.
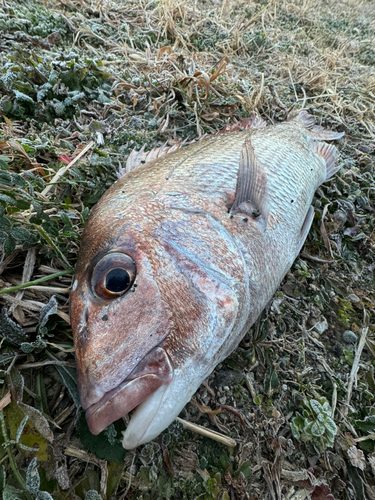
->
[0, 0, 374, 498]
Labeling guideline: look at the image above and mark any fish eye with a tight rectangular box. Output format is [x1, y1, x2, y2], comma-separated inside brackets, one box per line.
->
[91, 252, 136, 300]
[105, 268, 130, 293]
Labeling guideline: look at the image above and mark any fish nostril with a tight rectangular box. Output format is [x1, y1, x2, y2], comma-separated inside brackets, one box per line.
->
[83, 307, 89, 324]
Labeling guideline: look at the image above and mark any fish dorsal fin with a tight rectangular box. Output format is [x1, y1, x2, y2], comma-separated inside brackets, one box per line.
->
[295, 205, 315, 259]
[119, 115, 268, 177]
[118, 140, 188, 177]
[289, 110, 345, 141]
[231, 136, 268, 223]
[311, 140, 342, 181]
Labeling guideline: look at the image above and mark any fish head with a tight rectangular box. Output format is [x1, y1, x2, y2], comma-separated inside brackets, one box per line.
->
[71, 202, 248, 449]
[71, 225, 173, 432]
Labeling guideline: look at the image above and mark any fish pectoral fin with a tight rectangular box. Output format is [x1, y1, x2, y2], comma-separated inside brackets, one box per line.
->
[295, 205, 315, 258]
[310, 140, 342, 181]
[230, 135, 268, 224]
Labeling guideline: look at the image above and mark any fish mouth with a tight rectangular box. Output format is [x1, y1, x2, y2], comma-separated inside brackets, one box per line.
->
[84, 347, 173, 435]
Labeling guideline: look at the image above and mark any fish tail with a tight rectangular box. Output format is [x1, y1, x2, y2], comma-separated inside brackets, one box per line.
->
[288, 110, 345, 141]
[310, 140, 342, 182]
[287, 110, 344, 182]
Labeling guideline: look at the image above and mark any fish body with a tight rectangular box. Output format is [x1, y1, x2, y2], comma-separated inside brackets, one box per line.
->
[70, 112, 343, 449]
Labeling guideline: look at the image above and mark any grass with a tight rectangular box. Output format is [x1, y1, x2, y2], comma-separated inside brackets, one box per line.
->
[0, 0, 374, 498]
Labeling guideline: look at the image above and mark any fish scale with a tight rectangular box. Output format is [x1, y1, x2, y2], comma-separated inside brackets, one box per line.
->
[70, 111, 344, 448]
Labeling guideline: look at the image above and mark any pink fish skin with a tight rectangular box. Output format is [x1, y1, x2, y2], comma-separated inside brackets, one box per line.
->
[70, 111, 343, 449]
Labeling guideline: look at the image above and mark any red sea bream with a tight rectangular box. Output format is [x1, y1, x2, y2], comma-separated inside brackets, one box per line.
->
[70, 111, 344, 449]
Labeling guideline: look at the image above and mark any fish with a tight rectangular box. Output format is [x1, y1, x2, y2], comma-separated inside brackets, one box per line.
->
[70, 111, 344, 449]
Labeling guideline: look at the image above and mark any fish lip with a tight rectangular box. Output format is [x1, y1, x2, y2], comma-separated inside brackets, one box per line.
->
[84, 347, 173, 435]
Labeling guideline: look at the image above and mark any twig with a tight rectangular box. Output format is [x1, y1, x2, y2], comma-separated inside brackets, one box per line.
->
[41, 141, 94, 197]
[175, 417, 236, 447]
[342, 310, 370, 418]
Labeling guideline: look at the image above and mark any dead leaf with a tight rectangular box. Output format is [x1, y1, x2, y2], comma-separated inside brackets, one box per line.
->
[311, 484, 335, 500]
[157, 46, 173, 59]
[210, 56, 228, 82]
[57, 154, 73, 165]
[348, 445, 366, 471]
[190, 397, 221, 415]
[368, 453, 375, 477]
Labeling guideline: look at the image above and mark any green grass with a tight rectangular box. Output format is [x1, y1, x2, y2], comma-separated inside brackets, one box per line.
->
[0, 0, 374, 497]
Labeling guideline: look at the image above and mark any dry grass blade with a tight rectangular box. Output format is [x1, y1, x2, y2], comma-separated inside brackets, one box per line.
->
[17, 360, 75, 369]
[0, 392, 11, 411]
[342, 309, 370, 418]
[64, 445, 101, 465]
[320, 203, 334, 260]
[355, 433, 375, 443]
[41, 141, 94, 197]
[176, 417, 237, 448]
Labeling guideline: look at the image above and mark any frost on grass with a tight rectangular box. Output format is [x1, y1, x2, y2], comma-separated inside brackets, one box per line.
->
[0, 0, 374, 498]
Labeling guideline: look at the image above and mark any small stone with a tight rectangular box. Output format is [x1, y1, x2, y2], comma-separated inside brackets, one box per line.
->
[282, 384, 288, 391]
[357, 144, 371, 154]
[347, 294, 360, 303]
[271, 296, 284, 314]
[223, 386, 229, 392]
[219, 396, 227, 405]
[333, 210, 347, 226]
[342, 330, 358, 344]
[313, 317, 328, 335]
[214, 368, 243, 388]
[272, 407, 281, 418]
